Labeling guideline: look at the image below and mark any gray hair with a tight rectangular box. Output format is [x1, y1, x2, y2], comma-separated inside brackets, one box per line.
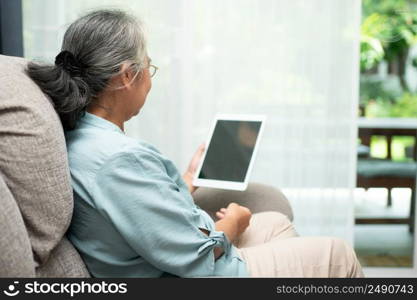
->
[26, 9, 147, 130]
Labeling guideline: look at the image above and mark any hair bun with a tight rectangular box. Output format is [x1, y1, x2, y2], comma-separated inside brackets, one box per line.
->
[55, 50, 87, 77]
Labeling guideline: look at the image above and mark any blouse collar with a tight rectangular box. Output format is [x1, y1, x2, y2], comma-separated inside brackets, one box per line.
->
[78, 112, 124, 134]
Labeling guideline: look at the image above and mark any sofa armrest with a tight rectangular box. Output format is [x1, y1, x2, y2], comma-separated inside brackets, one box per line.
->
[192, 182, 293, 221]
[36, 237, 91, 278]
[0, 175, 35, 277]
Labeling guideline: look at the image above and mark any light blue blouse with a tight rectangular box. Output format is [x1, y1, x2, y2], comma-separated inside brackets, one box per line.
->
[65, 112, 249, 278]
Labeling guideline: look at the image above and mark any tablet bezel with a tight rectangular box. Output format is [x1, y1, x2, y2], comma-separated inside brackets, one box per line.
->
[193, 114, 266, 191]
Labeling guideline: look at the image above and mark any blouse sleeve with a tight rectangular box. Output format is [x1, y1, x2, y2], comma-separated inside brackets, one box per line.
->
[90, 150, 231, 277]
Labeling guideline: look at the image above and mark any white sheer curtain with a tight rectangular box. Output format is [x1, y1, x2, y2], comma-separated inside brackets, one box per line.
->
[23, 0, 361, 242]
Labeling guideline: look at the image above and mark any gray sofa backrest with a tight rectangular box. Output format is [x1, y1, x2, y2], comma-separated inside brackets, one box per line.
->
[0, 55, 89, 277]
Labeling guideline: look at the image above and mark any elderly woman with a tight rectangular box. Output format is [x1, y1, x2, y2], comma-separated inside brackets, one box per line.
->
[26, 9, 363, 278]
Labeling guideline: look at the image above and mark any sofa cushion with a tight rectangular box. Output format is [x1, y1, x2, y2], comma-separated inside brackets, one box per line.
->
[0, 55, 73, 267]
[0, 174, 36, 277]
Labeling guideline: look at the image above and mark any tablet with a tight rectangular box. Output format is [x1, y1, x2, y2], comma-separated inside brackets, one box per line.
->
[193, 114, 266, 191]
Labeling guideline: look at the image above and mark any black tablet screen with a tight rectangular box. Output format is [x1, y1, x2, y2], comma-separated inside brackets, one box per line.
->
[198, 120, 262, 182]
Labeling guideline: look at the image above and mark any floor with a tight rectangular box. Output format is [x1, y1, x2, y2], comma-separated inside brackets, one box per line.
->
[354, 188, 414, 268]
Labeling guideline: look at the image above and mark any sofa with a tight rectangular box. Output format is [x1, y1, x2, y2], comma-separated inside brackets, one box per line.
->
[0, 54, 293, 277]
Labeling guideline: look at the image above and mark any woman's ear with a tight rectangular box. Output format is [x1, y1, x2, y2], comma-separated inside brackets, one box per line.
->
[106, 63, 139, 90]
[119, 63, 135, 89]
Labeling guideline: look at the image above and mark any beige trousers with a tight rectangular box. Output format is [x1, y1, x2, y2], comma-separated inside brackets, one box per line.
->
[234, 212, 364, 278]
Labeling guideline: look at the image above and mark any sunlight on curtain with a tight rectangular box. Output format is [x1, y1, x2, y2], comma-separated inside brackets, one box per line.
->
[22, 0, 361, 241]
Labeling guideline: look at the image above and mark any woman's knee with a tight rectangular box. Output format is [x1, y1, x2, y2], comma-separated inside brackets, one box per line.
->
[253, 211, 291, 227]
[254, 211, 298, 239]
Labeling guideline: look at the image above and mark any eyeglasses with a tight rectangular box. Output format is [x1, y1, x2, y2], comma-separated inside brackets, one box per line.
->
[148, 64, 158, 78]
[130, 62, 158, 78]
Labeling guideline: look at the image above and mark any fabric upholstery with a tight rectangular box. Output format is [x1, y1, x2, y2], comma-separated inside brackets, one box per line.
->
[0, 54, 88, 276]
[193, 182, 294, 221]
[0, 174, 35, 277]
[35, 237, 91, 278]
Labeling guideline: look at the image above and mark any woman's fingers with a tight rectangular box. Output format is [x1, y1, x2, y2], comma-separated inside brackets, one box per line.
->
[198, 142, 206, 152]
[216, 208, 227, 220]
[186, 142, 206, 174]
[216, 211, 225, 219]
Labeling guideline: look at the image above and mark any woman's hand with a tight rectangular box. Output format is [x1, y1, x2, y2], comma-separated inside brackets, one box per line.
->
[183, 143, 205, 194]
[215, 203, 252, 237]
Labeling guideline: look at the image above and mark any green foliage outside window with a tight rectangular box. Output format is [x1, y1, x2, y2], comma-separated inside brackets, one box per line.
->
[360, 0, 417, 118]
